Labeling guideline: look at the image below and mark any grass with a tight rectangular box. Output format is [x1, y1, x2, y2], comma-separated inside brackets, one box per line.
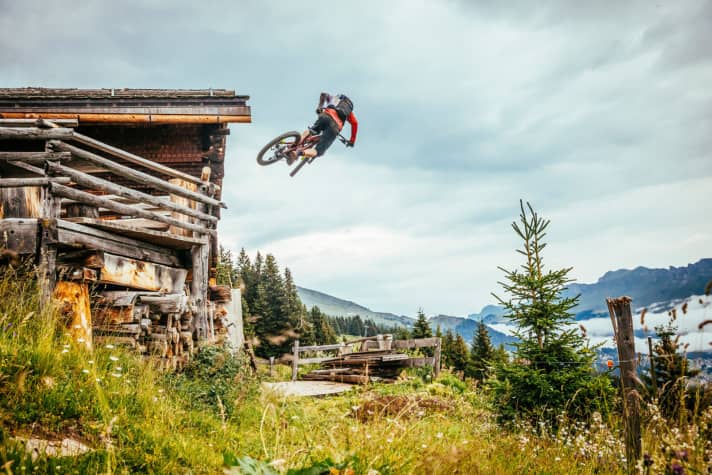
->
[0, 267, 710, 474]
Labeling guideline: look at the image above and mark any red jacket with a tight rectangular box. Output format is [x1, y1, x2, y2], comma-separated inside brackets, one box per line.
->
[324, 108, 358, 144]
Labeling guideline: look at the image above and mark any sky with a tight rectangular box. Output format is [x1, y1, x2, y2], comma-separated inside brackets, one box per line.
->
[2, 0, 711, 317]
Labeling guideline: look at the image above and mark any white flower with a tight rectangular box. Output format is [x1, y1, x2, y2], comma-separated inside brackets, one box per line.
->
[436, 432, 443, 439]
[386, 438, 393, 443]
[111, 373, 122, 378]
[421, 444, 427, 449]
[105, 344, 115, 349]
[109, 356, 119, 362]
[115, 367, 122, 372]
[82, 369, 90, 374]
[87, 360, 94, 364]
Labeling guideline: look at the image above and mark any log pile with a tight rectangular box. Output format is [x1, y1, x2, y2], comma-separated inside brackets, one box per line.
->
[302, 349, 412, 384]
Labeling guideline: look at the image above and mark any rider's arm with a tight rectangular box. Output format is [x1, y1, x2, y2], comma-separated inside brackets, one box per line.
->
[346, 112, 358, 145]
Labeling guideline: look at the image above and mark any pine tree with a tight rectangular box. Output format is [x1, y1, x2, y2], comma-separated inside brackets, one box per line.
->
[216, 246, 238, 287]
[442, 329, 455, 369]
[412, 308, 432, 339]
[490, 201, 614, 424]
[450, 333, 469, 373]
[467, 321, 495, 381]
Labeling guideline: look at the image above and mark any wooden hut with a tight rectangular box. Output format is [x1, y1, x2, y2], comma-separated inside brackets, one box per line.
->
[0, 88, 250, 366]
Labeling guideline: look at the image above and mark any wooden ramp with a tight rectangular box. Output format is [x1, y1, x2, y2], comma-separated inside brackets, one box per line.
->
[262, 381, 354, 397]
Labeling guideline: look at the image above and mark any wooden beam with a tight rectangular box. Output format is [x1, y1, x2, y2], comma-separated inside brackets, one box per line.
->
[46, 162, 218, 224]
[49, 183, 215, 237]
[0, 112, 251, 124]
[0, 152, 71, 163]
[0, 177, 70, 187]
[0, 118, 79, 127]
[71, 132, 206, 186]
[57, 219, 181, 267]
[50, 141, 225, 209]
[98, 252, 187, 293]
[64, 217, 206, 250]
[0, 127, 73, 140]
[191, 243, 210, 342]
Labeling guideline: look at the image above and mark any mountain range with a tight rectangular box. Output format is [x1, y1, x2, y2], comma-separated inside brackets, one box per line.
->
[297, 258, 712, 349]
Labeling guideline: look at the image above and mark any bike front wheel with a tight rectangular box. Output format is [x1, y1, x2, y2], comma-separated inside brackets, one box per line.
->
[256, 131, 302, 165]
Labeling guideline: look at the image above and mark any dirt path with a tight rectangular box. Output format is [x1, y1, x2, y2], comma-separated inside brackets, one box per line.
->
[262, 381, 354, 397]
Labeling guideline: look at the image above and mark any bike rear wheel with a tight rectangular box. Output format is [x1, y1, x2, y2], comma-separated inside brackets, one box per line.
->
[256, 131, 301, 165]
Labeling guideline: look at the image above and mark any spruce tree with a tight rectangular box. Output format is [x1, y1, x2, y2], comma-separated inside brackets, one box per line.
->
[491, 201, 614, 424]
[450, 333, 469, 373]
[467, 321, 495, 381]
[412, 308, 432, 339]
[442, 329, 455, 368]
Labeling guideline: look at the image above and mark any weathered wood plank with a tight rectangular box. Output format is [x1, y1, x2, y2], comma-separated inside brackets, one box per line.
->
[63, 217, 206, 249]
[0, 218, 38, 253]
[0, 127, 74, 140]
[56, 219, 181, 267]
[49, 183, 215, 236]
[46, 161, 218, 224]
[98, 252, 187, 293]
[50, 140, 225, 209]
[0, 186, 42, 218]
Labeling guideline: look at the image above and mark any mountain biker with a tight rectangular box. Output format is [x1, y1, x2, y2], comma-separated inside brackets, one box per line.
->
[289, 92, 358, 162]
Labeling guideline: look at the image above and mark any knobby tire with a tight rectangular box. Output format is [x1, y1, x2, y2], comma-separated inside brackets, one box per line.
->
[256, 131, 301, 165]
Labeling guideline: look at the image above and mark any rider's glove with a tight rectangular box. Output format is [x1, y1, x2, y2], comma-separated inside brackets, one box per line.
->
[346, 141, 354, 148]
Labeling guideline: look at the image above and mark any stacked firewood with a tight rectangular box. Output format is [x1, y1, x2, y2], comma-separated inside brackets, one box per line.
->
[302, 349, 411, 384]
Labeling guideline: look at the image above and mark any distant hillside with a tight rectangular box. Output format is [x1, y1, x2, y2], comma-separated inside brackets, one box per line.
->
[429, 315, 517, 349]
[296, 286, 414, 328]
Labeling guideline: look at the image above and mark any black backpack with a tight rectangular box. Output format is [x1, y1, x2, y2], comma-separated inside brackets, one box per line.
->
[334, 95, 353, 121]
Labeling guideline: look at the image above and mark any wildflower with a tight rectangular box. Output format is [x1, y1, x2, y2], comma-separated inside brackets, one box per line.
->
[115, 367, 122, 372]
[421, 444, 427, 449]
[87, 360, 94, 365]
[63, 344, 70, 348]
[77, 337, 85, 343]
[61, 349, 69, 354]
[436, 432, 443, 439]
[386, 438, 393, 443]
[675, 450, 688, 462]
[82, 369, 90, 374]
[111, 373, 122, 378]
[669, 462, 684, 475]
[109, 355, 119, 362]
[105, 344, 115, 349]
[366, 434, 371, 439]
[643, 453, 653, 467]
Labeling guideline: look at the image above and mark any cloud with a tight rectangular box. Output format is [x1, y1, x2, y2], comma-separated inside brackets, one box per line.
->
[2, 0, 710, 315]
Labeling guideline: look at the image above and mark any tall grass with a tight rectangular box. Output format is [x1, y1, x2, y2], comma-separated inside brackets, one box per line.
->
[0, 267, 710, 474]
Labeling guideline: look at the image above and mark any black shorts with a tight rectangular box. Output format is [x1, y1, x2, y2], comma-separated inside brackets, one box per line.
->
[309, 113, 339, 156]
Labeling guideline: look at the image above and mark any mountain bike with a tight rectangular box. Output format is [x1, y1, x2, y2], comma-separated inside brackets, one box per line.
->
[256, 131, 348, 177]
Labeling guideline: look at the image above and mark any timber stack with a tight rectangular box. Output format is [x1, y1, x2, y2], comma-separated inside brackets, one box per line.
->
[0, 88, 250, 368]
[298, 336, 442, 384]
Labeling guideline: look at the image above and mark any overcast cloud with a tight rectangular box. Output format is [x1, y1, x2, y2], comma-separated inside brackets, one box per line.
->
[2, 0, 710, 316]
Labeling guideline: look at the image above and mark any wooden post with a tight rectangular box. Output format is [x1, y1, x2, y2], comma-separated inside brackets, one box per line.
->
[434, 337, 442, 378]
[292, 339, 300, 381]
[647, 336, 658, 397]
[607, 296, 641, 468]
[191, 243, 210, 342]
